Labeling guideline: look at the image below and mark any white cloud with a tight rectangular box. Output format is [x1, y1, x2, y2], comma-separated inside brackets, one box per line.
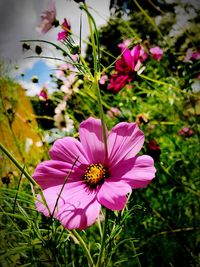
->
[18, 80, 41, 96]
[0, 0, 110, 65]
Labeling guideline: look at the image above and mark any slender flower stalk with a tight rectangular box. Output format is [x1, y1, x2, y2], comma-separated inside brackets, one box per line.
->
[0, 144, 37, 186]
[83, 8, 109, 264]
[72, 230, 94, 267]
[96, 209, 109, 267]
[83, 3, 108, 158]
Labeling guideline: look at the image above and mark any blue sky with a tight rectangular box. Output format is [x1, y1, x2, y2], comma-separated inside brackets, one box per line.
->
[21, 60, 52, 84]
[15, 60, 55, 96]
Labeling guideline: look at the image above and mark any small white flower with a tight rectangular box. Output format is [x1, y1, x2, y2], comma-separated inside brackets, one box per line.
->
[54, 100, 66, 114]
[25, 138, 33, 153]
[54, 113, 74, 133]
[191, 79, 200, 93]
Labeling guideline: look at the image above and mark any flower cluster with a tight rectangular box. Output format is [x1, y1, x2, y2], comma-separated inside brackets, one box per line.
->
[108, 44, 147, 92]
[57, 19, 71, 41]
[108, 41, 163, 92]
[178, 127, 195, 138]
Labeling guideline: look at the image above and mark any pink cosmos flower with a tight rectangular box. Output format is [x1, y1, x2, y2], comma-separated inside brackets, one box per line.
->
[38, 87, 48, 101]
[183, 48, 194, 62]
[108, 45, 144, 92]
[184, 48, 200, 62]
[191, 50, 200, 60]
[107, 107, 121, 118]
[118, 39, 132, 51]
[150, 46, 163, 61]
[139, 46, 148, 62]
[36, 0, 57, 34]
[178, 127, 195, 137]
[57, 19, 71, 41]
[33, 117, 156, 230]
[99, 74, 108, 85]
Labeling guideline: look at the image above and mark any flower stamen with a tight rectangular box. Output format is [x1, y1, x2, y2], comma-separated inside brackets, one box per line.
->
[83, 163, 109, 187]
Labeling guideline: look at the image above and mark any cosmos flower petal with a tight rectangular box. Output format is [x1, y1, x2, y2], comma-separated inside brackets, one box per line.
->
[150, 46, 163, 61]
[131, 44, 141, 65]
[36, 181, 90, 218]
[107, 122, 144, 166]
[108, 74, 131, 92]
[110, 155, 156, 188]
[122, 49, 134, 68]
[36, 184, 67, 217]
[32, 160, 84, 189]
[79, 117, 107, 163]
[97, 180, 131, 210]
[49, 137, 89, 165]
[57, 184, 101, 229]
[36, 0, 56, 34]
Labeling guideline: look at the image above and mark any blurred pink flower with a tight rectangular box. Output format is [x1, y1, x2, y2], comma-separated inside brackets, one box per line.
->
[57, 19, 71, 41]
[38, 87, 48, 101]
[183, 48, 193, 62]
[33, 117, 156, 229]
[108, 45, 145, 92]
[118, 40, 148, 62]
[99, 74, 108, 85]
[150, 46, 163, 61]
[139, 46, 148, 62]
[178, 127, 195, 137]
[118, 39, 132, 51]
[192, 50, 200, 60]
[184, 48, 200, 62]
[107, 107, 121, 118]
[55, 63, 72, 78]
[146, 139, 161, 161]
[36, 0, 57, 34]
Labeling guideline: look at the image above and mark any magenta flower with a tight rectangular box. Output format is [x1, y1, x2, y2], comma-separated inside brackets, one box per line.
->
[57, 19, 71, 41]
[117, 40, 148, 62]
[36, 0, 57, 34]
[33, 117, 156, 230]
[108, 45, 144, 92]
[184, 48, 200, 62]
[139, 46, 148, 62]
[117, 39, 132, 51]
[191, 50, 200, 60]
[150, 46, 163, 61]
[38, 87, 48, 101]
[146, 139, 161, 161]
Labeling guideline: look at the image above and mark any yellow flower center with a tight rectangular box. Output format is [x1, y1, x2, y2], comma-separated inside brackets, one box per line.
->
[83, 163, 108, 187]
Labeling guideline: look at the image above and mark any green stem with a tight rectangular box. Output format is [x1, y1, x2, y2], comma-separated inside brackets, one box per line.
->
[0, 143, 37, 186]
[84, 3, 108, 160]
[96, 209, 109, 267]
[138, 73, 180, 91]
[79, 54, 94, 80]
[132, 0, 163, 38]
[72, 230, 94, 267]
[94, 77, 108, 160]
[131, 241, 142, 267]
